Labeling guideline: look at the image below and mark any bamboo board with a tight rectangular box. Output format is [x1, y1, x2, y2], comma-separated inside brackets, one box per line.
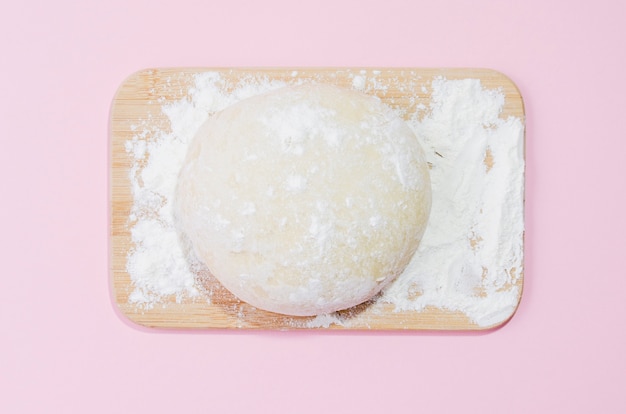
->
[109, 67, 524, 330]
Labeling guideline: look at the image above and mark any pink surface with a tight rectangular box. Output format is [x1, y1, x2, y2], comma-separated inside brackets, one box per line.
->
[1, 0, 625, 412]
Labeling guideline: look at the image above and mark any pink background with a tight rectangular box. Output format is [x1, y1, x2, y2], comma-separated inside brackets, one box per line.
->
[2, 0, 625, 412]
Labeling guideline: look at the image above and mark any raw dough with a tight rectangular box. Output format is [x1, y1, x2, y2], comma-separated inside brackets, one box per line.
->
[174, 84, 431, 316]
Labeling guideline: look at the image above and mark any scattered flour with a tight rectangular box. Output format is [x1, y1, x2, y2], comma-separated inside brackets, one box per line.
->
[123, 70, 524, 328]
[383, 78, 525, 327]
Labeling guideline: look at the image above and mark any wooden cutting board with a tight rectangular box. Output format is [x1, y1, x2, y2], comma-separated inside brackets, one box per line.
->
[110, 67, 524, 330]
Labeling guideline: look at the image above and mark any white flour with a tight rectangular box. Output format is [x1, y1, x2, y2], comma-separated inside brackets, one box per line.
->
[123, 70, 524, 328]
[384, 78, 525, 326]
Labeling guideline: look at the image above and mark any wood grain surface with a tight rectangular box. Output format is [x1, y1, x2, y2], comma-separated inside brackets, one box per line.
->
[109, 68, 524, 330]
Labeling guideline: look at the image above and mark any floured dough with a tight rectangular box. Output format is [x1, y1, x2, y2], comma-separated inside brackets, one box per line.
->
[174, 84, 431, 316]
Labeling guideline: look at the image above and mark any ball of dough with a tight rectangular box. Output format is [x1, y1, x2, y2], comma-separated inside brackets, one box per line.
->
[174, 84, 431, 316]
